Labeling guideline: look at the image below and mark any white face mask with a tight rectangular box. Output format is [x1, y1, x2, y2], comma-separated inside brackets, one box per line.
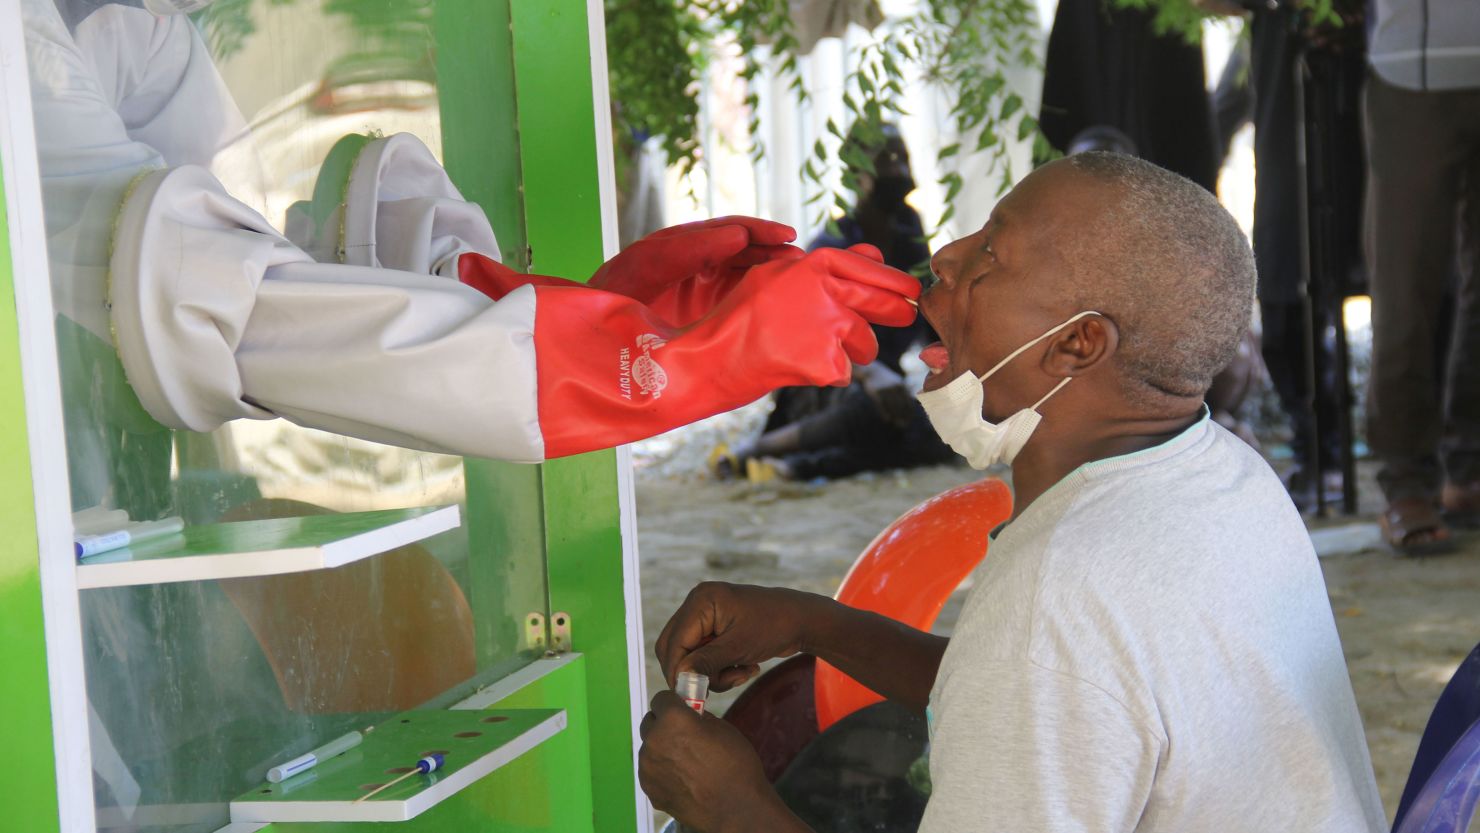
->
[918, 311, 1101, 469]
[142, 0, 216, 14]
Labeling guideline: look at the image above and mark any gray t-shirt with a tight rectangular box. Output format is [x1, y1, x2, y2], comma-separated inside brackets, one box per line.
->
[922, 417, 1386, 832]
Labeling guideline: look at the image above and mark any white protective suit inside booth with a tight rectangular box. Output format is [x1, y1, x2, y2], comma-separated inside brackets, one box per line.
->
[32, 0, 548, 460]
[29, 0, 917, 469]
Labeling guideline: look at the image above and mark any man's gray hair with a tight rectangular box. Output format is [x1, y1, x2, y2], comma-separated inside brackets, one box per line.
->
[1062, 152, 1255, 403]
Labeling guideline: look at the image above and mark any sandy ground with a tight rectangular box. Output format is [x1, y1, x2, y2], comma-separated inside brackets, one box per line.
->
[634, 459, 1480, 827]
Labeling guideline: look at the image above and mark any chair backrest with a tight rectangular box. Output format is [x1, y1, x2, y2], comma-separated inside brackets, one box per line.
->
[815, 478, 1012, 730]
[1393, 641, 1480, 833]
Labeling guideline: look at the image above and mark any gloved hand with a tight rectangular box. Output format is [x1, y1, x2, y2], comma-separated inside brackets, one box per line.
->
[458, 239, 882, 315]
[587, 216, 804, 325]
[459, 216, 806, 327]
[109, 164, 917, 464]
[531, 247, 920, 458]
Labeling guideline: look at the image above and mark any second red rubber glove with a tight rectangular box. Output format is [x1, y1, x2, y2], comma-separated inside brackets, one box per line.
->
[531, 247, 919, 458]
[587, 216, 803, 325]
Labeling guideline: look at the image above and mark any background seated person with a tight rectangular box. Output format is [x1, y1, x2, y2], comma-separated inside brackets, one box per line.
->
[641, 152, 1385, 833]
[716, 123, 953, 481]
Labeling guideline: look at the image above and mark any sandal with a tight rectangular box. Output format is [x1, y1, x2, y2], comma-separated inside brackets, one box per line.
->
[1379, 497, 1453, 555]
[1441, 481, 1480, 529]
[708, 444, 740, 481]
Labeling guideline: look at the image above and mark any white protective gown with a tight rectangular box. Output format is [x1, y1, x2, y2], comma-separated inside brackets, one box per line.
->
[26, 0, 548, 462]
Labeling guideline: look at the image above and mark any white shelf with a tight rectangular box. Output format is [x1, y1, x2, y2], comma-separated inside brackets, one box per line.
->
[76, 505, 460, 589]
[229, 708, 567, 823]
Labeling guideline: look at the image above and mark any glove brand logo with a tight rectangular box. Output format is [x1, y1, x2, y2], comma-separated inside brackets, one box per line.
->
[618, 333, 669, 400]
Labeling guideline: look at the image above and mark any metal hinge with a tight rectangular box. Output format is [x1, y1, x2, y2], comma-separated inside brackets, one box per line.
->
[524, 611, 573, 655]
[550, 611, 573, 654]
[524, 612, 546, 652]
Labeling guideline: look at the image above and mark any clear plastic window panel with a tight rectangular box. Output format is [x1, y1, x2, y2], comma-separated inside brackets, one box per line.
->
[22, 1, 546, 830]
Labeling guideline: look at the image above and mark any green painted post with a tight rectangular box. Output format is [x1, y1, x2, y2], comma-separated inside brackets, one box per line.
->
[438, 1, 640, 830]
[433, 0, 553, 679]
[509, 4, 642, 831]
[0, 152, 64, 833]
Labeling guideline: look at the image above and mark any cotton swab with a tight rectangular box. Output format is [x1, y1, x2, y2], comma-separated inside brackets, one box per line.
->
[353, 753, 444, 803]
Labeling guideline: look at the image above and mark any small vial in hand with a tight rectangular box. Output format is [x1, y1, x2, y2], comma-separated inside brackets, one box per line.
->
[675, 671, 710, 714]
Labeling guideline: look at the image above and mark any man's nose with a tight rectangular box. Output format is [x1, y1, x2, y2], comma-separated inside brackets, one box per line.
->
[928, 241, 964, 290]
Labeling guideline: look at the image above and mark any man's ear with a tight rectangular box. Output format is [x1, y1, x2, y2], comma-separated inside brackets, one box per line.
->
[1040, 314, 1118, 376]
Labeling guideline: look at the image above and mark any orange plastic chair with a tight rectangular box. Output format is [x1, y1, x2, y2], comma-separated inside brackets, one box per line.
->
[814, 478, 1013, 730]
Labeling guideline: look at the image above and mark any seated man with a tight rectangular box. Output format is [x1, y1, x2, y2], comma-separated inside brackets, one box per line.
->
[638, 152, 1385, 832]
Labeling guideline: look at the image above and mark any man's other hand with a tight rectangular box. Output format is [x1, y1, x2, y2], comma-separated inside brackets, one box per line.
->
[638, 690, 798, 833]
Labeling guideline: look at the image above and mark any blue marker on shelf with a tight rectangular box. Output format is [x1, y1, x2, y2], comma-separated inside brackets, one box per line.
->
[75, 517, 184, 558]
[266, 730, 364, 783]
[355, 753, 445, 803]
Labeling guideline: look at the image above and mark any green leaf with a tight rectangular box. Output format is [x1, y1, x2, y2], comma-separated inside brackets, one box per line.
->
[938, 142, 962, 160]
[1000, 93, 1022, 121]
[882, 50, 902, 78]
[944, 176, 964, 203]
[1017, 115, 1038, 141]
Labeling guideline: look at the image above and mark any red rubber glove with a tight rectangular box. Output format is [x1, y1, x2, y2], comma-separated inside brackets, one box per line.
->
[588, 216, 803, 325]
[457, 233, 874, 315]
[531, 247, 919, 458]
[458, 253, 587, 300]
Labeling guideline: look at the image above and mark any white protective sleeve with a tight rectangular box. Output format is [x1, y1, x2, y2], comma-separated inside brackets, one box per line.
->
[110, 165, 546, 462]
[283, 132, 504, 276]
[342, 132, 503, 276]
[24, 0, 545, 461]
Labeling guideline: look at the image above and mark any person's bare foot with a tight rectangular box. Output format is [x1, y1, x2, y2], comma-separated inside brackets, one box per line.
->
[1380, 496, 1453, 555]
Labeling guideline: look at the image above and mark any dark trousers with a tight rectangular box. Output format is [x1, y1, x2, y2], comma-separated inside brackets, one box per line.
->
[1364, 73, 1480, 500]
[1262, 301, 1342, 467]
[768, 386, 954, 480]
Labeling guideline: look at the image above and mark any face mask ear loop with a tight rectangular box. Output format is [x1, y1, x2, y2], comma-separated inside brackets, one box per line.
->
[1031, 376, 1073, 412]
[976, 310, 1104, 382]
